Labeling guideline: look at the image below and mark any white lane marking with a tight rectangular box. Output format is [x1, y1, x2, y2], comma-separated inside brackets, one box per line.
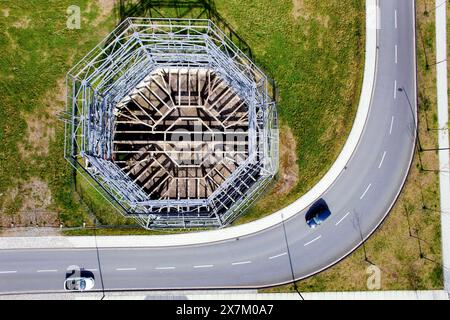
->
[360, 183, 372, 200]
[378, 151, 387, 168]
[87, 268, 98, 272]
[395, 45, 398, 64]
[0, 270, 17, 274]
[37, 269, 58, 273]
[394, 9, 398, 29]
[335, 212, 351, 226]
[389, 116, 395, 135]
[269, 252, 287, 260]
[231, 261, 252, 266]
[155, 266, 176, 270]
[375, 2, 381, 30]
[193, 265, 214, 269]
[394, 80, 397, 99]
[304, 235, 322, 247]
[116, 268, 137, 271]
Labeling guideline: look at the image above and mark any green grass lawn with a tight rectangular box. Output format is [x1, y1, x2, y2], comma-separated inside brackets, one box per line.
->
[0, 0, 364, 229]
[0, 1, 116, 227]
[0, 0, 104, 228]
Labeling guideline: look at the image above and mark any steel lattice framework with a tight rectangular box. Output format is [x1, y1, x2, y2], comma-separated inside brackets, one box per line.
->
[65, 18, 278, 229]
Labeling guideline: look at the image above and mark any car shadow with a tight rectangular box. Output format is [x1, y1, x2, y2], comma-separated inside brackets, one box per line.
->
[65, 266, 95, 281]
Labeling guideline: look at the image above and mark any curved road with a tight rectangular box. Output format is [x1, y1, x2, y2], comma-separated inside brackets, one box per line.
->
[0, 0, 418, 294]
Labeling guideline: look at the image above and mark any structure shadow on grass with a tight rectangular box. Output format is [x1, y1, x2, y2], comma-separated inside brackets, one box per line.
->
[117, 0, 254, 64]
[116, 0, 277, 106]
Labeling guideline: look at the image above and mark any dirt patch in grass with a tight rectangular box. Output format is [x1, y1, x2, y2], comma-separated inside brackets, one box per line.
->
[12, 16, 31, 29]
[19, 114, 56, 158]
[316, 15, 330, 28]
[292, 0, 330, 28]
[319, 112, 346, 145]
[2, 9, 10, 17]
[44, 77, 67, 117]
[274, 125, 299, 195]
[292, 0, 305, 20]
[93, 0, 116, 26]
[98, 0, 115, 15]
[19, 77, 65, 159]
[232, 125, 299, 225]
[3, 30, 18, 51]
[0, 186, 20, 219]
[0, 178, 59, 227]
[20, 178, 53, 212]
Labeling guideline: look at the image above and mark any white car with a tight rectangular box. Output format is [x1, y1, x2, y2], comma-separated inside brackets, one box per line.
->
[64, 277, 95, 291]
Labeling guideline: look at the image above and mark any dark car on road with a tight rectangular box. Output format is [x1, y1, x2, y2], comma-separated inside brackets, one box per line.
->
[305, 199, 332, 228]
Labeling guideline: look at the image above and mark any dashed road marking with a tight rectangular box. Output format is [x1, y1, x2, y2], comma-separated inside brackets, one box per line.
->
[0, 270, 17, 274]
[116, 268, 137, 271]
[155, 267, 176, 270]
[360, 183, 372, 200]
[193, 265, 214, 269]
[231, 261, 252, 266]
[304, 235, 322, 247]
[335, 212, 351, 226]
[37, 269, 58, 273]
[395, 45, 398, 64]
[394, 80, 398, 99]
[390, 116, 395, 135]
[378, 151, 387, 168]
[395, 9, 398, 29]
[269, 252, 287, 260]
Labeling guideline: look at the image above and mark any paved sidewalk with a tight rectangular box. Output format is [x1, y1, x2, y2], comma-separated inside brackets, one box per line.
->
[1, 290, 448, 300]
[435, 0, 450, 294]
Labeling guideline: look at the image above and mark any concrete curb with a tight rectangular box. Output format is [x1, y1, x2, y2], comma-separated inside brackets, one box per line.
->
[0, 0, 379, 249]
[435, 0, 450, 294]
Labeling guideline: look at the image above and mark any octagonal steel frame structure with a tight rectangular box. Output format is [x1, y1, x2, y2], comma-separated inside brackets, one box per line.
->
[65, 18, 278, 229]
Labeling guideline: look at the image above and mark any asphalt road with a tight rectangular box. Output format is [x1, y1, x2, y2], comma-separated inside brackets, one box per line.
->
[0, 0, 418, 294]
